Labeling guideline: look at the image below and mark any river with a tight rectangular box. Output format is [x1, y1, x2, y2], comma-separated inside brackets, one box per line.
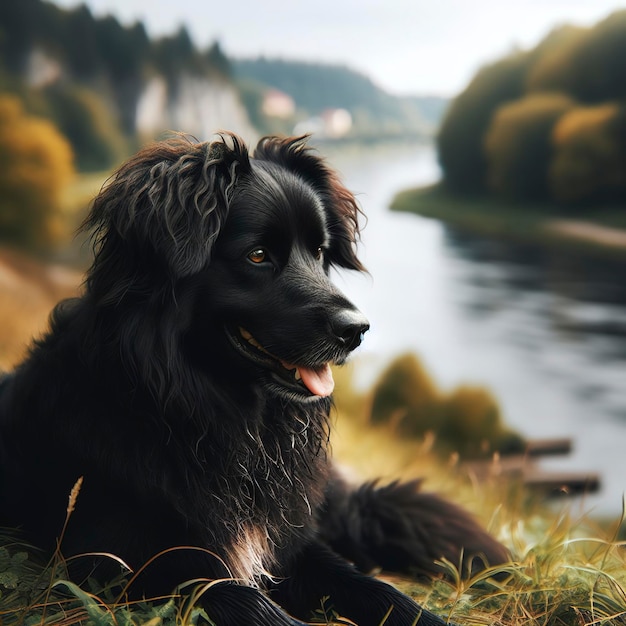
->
[324, 141, 626, 516]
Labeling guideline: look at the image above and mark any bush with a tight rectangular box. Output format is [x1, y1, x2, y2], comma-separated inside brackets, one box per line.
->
[369, 353, 440, 435]
[0, 95, 74, 248]
[368, 353, 524, 458]
[439, 386, 524, 457]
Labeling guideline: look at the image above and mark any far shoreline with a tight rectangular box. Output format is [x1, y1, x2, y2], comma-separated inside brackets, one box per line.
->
[391, 184, 626, 261]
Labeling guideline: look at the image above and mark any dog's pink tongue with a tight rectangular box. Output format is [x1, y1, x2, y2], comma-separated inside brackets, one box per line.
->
[298, 364, 334, 397]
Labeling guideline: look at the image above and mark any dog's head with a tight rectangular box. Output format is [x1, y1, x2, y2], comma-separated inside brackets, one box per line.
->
[86, 134, 368, 403]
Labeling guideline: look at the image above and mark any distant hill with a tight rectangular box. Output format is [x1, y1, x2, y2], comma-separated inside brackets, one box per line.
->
[234, 57, 447, 140]
[404, 95, 449, 129]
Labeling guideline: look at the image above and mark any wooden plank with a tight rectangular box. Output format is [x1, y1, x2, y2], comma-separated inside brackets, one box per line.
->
[462, 440, 601, 497]
[524, 471, 601, 496]
[524, 438, 572, 457]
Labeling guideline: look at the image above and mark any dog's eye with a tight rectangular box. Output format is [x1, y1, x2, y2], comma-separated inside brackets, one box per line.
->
[248, 249, 267, 264]
[315, 247, 324, 261]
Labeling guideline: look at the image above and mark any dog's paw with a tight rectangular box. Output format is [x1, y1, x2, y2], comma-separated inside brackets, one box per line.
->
[199, 581, 310, 626]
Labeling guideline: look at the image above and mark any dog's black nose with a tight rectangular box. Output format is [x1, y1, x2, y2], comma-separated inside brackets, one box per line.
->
[332, 310, 370, 351]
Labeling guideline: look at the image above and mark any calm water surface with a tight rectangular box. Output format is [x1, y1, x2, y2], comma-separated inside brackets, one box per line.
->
[325, 142, 626, 515]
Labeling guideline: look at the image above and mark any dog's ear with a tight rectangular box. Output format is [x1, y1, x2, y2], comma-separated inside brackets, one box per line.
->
[87, 134, 250, 278]
[254, 136, 365, 272]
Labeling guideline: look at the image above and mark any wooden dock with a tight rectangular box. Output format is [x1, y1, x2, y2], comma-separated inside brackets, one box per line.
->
[463, 438, 601, 498]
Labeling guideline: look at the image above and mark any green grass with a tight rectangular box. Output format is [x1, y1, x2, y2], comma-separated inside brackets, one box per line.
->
[2, 465, 626, 625]
[391, 184, 626, 260]
[424, 509, 626, 625]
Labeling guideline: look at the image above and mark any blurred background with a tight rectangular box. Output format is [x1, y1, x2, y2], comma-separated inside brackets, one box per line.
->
[1, 0, 625, 516]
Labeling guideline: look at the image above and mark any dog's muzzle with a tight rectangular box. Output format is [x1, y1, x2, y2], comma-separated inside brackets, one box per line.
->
[224, 307, 369, 402]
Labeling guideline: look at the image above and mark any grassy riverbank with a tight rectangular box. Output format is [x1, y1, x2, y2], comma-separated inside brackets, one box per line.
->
[391, 184, 626, 260]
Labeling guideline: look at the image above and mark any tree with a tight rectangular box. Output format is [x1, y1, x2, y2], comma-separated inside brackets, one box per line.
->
[526, 25, 589, 94]
[368, 353, 524, 458]
[438, 10, 626, 199]
[95, 16, 150, 134]
[483, 93, 575, 201]
[0, 96, 74, 248]
[45, 84, 127, 172]
[436, 51, 531, 193]
[64, 4, 102, 80]
[205, 42, 232, 80]
[152, 26, 198, 86]
[550, 103, 626, 204]
[526, 10, 626, 103]
[0, 0, 39, 73]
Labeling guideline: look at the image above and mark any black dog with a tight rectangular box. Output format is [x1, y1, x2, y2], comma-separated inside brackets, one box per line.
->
[0, 135, 506, 625]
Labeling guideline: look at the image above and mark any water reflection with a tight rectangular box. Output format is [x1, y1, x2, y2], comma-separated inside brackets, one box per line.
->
[452, 231, 626, 377]
[448, 231, 626, 308]
[328, 142, 626, 515]
[440, 227, 626, 513]
[447, 230, 626, 359]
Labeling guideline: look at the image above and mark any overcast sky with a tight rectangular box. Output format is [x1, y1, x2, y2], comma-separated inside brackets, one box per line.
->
[53, 0, 625, 97]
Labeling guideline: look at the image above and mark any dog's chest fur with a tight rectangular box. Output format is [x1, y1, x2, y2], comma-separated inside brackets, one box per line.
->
[166, 396, 331, 586]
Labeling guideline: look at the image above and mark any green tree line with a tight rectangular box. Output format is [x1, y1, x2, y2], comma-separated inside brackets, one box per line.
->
[437, 10, 626, 208]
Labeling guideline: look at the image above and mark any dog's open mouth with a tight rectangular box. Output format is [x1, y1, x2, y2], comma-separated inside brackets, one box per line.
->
[226, 327, 334, 398]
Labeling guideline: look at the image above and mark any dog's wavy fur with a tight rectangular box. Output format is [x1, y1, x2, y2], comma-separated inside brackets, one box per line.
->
[0, 135, 507, 626]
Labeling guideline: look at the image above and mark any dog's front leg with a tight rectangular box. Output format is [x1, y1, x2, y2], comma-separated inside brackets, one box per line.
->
[63, 517, 310, 626]
[192, 581, 312, 626]
[270, 542, 454, 626]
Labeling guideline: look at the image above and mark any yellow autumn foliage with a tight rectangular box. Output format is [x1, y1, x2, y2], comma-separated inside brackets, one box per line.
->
[483, 93, 575, 200]
[550, 103, 626, 204]
[0, 95, 75, 248]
